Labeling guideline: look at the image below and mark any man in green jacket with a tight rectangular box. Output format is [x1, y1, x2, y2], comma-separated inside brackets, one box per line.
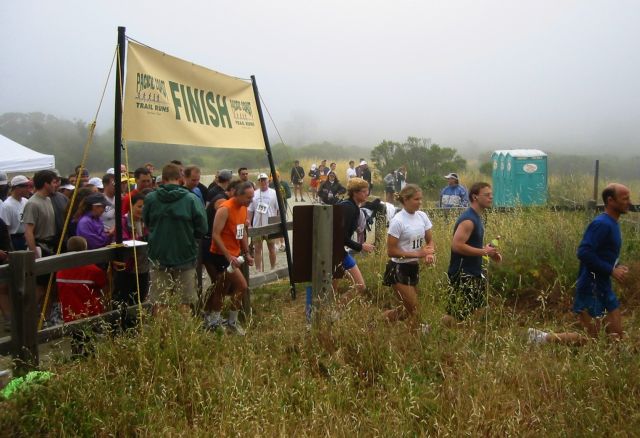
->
[143, 163, 208, 314]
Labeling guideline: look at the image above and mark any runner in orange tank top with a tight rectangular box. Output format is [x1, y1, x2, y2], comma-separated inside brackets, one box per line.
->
[207, 181, 255, 335]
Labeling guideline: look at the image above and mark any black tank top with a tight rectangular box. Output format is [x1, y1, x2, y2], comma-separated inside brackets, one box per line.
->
[447, 207, 484, 277]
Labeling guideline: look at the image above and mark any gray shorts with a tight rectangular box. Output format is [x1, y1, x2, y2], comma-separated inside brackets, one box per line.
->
[148, 265, 197, 306]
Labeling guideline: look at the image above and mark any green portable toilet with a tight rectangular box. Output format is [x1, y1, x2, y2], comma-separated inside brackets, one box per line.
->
[493, 149, 547, 207]
[491, 150, 505, 206]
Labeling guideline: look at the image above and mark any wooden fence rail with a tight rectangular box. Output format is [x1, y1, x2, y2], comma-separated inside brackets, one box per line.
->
[0, 221, 293, 374]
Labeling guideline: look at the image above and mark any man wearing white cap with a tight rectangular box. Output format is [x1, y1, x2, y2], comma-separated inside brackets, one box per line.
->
[440, 173, 469, 209]
[248, 173, 279, 271]
[0, 176, 30, 250]
[360, 160, 372, 191]
[87, 177, 104, 192]
[308, 164, 320, 201]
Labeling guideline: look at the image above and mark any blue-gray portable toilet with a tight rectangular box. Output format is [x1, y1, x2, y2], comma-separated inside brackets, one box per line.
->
[492, 149, 547, 207]
[491, 149, 548, 207]
[491, 150, 505, 206]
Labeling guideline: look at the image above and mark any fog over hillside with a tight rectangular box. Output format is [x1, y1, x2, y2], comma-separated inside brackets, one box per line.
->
[1, 1, 639, 154]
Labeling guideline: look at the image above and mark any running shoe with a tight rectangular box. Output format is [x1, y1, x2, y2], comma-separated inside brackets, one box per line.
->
[226, 322, 246, 336]
[527, 328, 548, 344]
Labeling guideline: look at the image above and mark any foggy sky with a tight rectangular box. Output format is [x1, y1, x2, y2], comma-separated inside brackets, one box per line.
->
[2, 0, 639, 154]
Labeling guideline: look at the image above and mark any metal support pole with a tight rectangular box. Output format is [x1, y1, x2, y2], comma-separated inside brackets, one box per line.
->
[114, 26, 126, 244]
[251, 75, 297, 300]
[592, 159, 600, 205]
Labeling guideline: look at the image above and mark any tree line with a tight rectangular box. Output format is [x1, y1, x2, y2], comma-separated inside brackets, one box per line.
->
[0, 112, 371, 176]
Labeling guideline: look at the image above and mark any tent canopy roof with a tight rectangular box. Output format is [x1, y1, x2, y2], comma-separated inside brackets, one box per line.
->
[0, 134, 55, 173]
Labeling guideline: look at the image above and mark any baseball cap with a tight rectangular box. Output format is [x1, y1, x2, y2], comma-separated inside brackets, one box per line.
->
[85, 193, 111, 207]
[120, 173, 130, 183]
[61, 183, 75, 191]
[106, 167, 115, 175]
[360, 160, 367, 166]
[444, 173, 459, 180]
[311, 164, 317, 170]
[258, 173, 268, 180]
[10, 175, 30, 187]
[218, 169, 233, 182]
[0, 171, 8, 186]
[87, 177, 104, 189]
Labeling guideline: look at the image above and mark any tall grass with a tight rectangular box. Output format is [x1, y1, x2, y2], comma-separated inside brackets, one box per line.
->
[2, 208, 640, 436]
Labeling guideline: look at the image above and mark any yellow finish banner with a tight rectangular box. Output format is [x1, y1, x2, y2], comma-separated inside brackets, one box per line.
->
[123, 41, 265, 150]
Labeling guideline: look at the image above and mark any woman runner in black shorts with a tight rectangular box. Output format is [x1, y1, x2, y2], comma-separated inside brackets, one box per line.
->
[383, 184, 435, 332]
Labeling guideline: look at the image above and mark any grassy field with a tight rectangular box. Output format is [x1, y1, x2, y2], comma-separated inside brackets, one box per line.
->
[1, 205, 640, 435]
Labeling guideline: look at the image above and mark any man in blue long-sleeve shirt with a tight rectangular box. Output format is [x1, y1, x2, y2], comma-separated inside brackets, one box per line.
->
[440, 173, 468, 208]
[529, 183, 632, 344]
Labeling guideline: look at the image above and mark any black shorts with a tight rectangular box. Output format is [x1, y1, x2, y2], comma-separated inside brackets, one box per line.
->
[210, 253, 231, 273]
[383, 261, 419, 286]
[36, 242, 55, 286]
[200, 237, 217, 263]
[446, 272, 487, 320]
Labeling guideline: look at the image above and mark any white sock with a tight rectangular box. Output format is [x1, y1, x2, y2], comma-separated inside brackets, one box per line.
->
[228, 310, 238, 325]
[529, 328, 549, 344]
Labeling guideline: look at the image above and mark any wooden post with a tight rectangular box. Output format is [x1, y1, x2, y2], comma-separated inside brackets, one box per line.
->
[9, 251, 39, 374]
[241, 262, 251, 319]
[312, 205, 333, 306]
[374, 208, 386, 252]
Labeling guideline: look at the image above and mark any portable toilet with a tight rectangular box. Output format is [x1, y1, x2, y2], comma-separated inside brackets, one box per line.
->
[492, 149, 547, 207]
[490, 150, 505, 206]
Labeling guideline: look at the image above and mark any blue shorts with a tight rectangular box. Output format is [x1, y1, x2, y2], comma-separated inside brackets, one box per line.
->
[343, 253, 357, 270]
[572, 288, 620, 318]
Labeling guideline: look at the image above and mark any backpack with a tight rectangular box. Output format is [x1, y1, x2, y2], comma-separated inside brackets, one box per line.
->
[383, 173, 395, 188]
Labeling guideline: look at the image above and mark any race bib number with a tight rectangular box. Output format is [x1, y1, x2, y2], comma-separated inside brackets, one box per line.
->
[411, 235, 424, 250]
[236, 224, 244, 240]
[256, 202, 268, 215]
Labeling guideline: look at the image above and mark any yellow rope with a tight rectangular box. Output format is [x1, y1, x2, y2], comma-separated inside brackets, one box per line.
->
[37, 45, 118, 330]
[38, 121, 97, 330]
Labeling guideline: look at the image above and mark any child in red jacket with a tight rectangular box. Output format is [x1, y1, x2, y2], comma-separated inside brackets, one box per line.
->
[56, 236, 106, 356]
[56, 236, 106, 322]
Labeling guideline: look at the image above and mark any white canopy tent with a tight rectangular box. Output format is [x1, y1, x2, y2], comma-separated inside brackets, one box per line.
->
[0, 134, 55, 173]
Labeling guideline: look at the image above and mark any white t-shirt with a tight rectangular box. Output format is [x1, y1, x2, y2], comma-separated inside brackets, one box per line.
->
[101, 194, 116, 230]
[387, 209, 432, 263]
[248, 187, 279, 227]
[0, 196, 28, 234]
[346, 167, 357, 180]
